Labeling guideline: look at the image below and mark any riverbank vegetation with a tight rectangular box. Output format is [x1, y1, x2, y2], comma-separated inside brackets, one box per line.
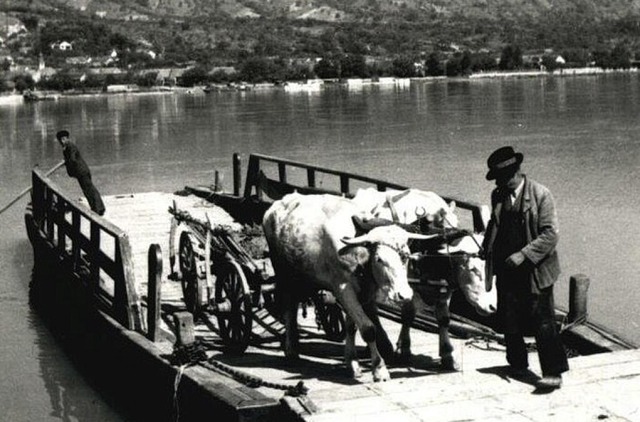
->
[2, 0, 640, 92]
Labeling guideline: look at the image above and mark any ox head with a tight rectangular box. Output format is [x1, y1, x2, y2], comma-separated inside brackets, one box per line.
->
[341, 225, 436, 303]
[358, 188, 459, 229]
[438, 233, 496, 316]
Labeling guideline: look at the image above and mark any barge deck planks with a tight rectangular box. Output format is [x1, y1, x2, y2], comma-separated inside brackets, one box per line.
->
[100, 191, 640, 422]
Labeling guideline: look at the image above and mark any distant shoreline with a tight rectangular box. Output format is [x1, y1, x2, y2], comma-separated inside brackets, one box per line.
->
[467, 66, 639, 79]
[2, 66, 638, 105]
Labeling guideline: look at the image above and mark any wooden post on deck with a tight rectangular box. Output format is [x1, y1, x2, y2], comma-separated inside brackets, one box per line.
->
[173, 312, 196, 346]
[568, 274, 590, 323]
[233, 153, 241, 196]
[147, 244, 162, 342]
[214, 171, 223, 192]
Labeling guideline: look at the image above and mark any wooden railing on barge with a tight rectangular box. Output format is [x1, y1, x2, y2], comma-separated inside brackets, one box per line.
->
[239, 153, 488, 233]
[28, 168, 144, 332]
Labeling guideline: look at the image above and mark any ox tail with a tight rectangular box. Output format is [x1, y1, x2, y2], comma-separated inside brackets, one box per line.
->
[270, 269, 287, 320]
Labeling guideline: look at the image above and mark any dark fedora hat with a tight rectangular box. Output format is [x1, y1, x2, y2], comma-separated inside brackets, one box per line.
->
[56, 130, 70, 140]
[486, 146, 523, 180]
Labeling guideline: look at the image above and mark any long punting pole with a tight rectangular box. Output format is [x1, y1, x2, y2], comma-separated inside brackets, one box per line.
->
[0, 160, 66, 215]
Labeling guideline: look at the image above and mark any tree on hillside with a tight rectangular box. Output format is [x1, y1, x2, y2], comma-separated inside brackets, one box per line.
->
[425, 52, 444, 76]
[340, 54, 368, 78]
[592, 44, 631, 69]
[610, 44, 631, 69]
[180, 66, 209, 87]
[392, 56, 417, 77]
[238, 57, 286, 83]
[541, 54, 561, 72]
[314, 57, 340, 79]
[13, 73, 35, 92]
[499, 45, 523, 70]
[560, 48, 590, 67]
[470, 52, 498, 72]
[445, 51, 473, 76]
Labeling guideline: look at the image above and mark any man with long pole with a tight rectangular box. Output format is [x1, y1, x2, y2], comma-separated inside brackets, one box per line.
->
[56, 130, 106, 216]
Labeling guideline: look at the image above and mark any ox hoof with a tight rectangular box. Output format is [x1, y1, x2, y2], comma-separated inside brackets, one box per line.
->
[373, 365, 390, 382]
[440, 356, 460, 372]
[348, 361, 363, 379]
[393, 347, 412, 365]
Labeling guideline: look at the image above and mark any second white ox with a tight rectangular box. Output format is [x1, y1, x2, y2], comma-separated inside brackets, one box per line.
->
[352, 187, 459, 228]
[263, 192, 434, 382]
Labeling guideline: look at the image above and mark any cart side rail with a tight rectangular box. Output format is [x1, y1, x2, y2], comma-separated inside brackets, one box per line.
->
[240, 153, 488, 233]
[30, 168, 144, 331]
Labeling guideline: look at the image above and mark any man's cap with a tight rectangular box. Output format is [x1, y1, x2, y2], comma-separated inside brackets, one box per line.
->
[56, 130, 70, 140]
[486, 146, 523, 180]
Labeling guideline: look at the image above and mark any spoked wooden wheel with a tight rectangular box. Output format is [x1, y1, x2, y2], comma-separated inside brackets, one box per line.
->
[214, 260, 253, 354]
[315, 300, 346, 342]
[179, 231, 206, 315]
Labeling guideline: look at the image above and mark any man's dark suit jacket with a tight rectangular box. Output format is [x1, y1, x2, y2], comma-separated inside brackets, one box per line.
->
[483, 176, 561, 291]
[63, 142, 91, 178]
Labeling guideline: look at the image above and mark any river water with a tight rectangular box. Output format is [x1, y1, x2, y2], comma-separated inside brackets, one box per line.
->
[1, 74, 639, 420]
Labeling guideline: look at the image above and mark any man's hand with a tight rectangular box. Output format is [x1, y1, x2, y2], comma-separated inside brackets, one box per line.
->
[505, 251, 526, 268]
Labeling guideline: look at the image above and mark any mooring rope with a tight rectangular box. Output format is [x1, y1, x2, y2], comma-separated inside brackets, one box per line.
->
[173, 364, 188, 422]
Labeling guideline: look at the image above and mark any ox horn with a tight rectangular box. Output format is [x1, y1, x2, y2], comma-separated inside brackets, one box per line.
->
[385, 195, 400, 223]
[341, 233, 372, 245]
[407, 232, 440, 240]
[389, 189, 411, 204]
[341, 229, 439, 246]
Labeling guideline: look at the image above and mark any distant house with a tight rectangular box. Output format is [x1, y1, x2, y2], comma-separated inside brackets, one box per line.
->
[149, 68, 190, 86]
[66, 56, 92, 66]
[59, 41, 73, 51]
[126, 13, 150, 21]
[95, 11, 107, 18]
[6, 23, 26, 37]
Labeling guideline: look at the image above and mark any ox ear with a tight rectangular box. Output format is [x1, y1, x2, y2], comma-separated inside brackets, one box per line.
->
[448, 201, 456, 212]
[338, 243, 371, 270]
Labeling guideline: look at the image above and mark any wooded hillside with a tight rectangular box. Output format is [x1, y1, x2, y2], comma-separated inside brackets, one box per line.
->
[2, 0, 640, 75]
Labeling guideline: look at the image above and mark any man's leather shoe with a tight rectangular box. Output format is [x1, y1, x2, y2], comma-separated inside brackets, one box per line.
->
[536, 375, 562, 389]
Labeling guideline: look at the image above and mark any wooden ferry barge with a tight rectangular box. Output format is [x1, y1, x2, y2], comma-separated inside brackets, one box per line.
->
[25, 153, 639, 421]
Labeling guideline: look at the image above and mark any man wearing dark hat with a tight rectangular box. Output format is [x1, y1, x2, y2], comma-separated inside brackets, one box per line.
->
[56, 130, 106, 216]
[482, 146, 568, 390]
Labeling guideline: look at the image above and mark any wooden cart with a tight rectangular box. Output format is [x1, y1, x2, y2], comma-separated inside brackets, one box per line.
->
[169, 205, 345, 354]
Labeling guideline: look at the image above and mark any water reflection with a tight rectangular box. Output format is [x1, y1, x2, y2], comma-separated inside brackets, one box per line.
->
[2, 76, 640, 346]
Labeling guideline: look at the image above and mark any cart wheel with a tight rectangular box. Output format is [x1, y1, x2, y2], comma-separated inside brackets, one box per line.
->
[179, 231, 205, 315]
[214, 260, 253, 354]
[316, 302, 346, 342]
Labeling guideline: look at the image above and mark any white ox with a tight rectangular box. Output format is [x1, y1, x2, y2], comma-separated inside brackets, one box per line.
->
[352, 187, 459, 228]
[263, 193, 435, 381]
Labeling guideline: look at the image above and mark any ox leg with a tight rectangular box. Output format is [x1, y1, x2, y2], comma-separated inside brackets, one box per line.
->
[436, 290, 459, 371]
[370, 304, 395, 364]
[336, 285, 389, 382]
[282, 293, 300, 360]
[362, 301, 390, 381]
[395, 297, 417, 364]
[344, 314, 362, 378]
